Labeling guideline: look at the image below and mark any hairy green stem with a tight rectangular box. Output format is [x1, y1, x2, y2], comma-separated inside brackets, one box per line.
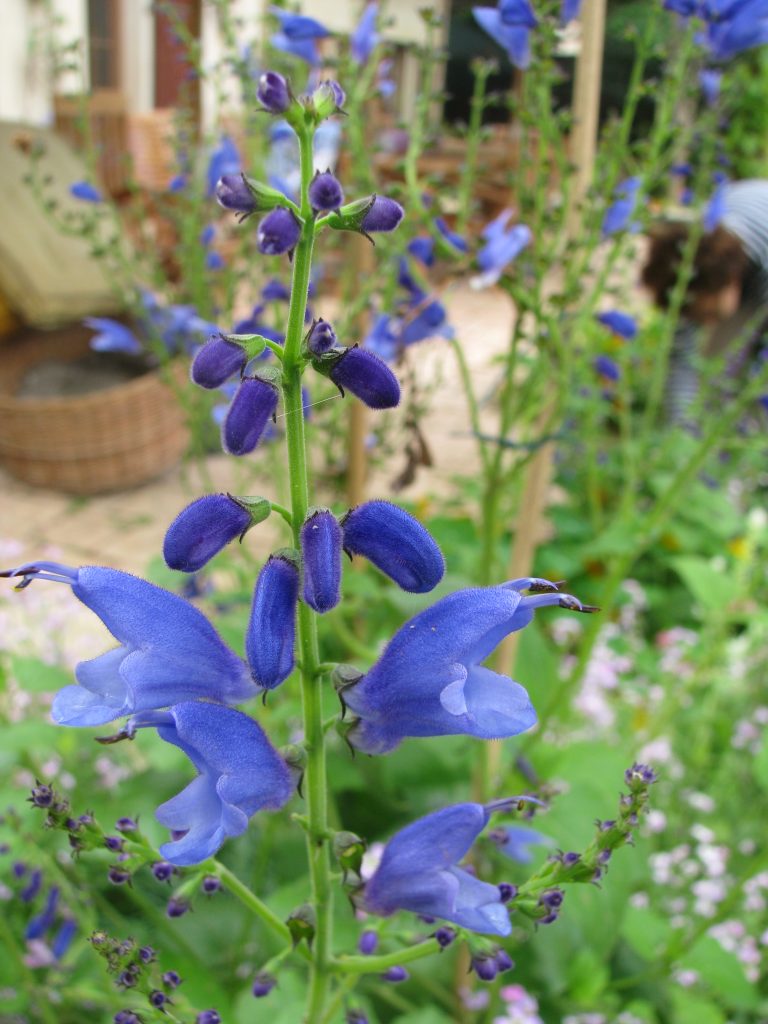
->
[334, 938, 441, 974]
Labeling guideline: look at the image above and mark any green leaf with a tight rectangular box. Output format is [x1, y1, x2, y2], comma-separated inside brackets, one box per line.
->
[679, 935, 758, 1010]
[670, 988, 727, 1024]
[9, 655, 72, 693]
[670, 557, 741, 611]
[620, 905, 671, 960]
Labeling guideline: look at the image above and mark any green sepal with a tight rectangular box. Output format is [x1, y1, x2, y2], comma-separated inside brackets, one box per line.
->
[220, 333, 268, 361]
[332, 830, 366, 880]
[287, 903, 317, 949]
[325, 195, 376, 235]
[228, 494, 272, 530]
[242, 175, 296, 213]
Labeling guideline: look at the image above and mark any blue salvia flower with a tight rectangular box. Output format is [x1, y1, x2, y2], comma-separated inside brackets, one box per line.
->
[595, 310, 637, 340]
[351, 2, 379, 64]
[663, 0, 699, 14]
[601, 177, 641, 237]
[341, 501, 445, 593]
[232, 303, 285, 344]
[301, 510, 343, 613]
[206, 250, 225, 271]
[246, 555, 299, 690]
[222, 376, 280, 456]
[20, 868, 43, 903]
[164, 495, 254, 572]
[400, 296, 454, 344]
[70, 181, 102, 202]
[0, 563, 258, 725]
[408, 218, 467, 267]
[191, 335, 248, 389]
[699, 68, 722, 106]
[473, 0, 538, 69]
[84, 317, 143, 355]
[206, 136, 241, 197]
[594, 354, 621, 381]
[474, 210, 532, 288]
[51, 918, 77, 959]
[704, 0, 768, 59]
[270, 6, 330, 65]
[168, 173, 188, 193]
[488, 824, 551, 862]
[25, 886, 59, 940]
[704, 178, 728, 231]
[257, 208, 302, 256]
[561, 0, 582, 22]
[127, 702, 294, 865]
[328, 346, 401, 409]
[363, 313, 399, 363]
[342, 579, 594, 754]
[362, 802, 512, 935]
[262, 279, 291, 303]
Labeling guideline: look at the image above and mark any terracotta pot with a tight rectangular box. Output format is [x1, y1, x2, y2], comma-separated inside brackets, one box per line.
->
[0, 328, 189, 494]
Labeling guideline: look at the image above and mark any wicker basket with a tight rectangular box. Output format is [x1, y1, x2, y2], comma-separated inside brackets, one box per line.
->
[0, 330, 189, 494]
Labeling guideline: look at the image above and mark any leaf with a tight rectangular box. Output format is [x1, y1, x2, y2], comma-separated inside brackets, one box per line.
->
[620, 905, 671, 960]
[679, 935, 758, 1010]
[566, 947, 610, 1004]
[9, 655, 72, 693]
[670, 557, 740, 611]
[670, 988, 727, 1024]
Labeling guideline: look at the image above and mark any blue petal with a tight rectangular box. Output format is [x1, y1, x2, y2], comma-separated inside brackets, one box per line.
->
[52, 646, 129, 725]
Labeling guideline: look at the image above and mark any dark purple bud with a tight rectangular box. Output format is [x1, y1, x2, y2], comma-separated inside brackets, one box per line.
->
[116, 817, 138, 833]
[114, 1013, 141, 1024]
[341, 500, 445, 592]
[246, 555, 299, 690]
[13, 862, 27, 878]
[434, 927, 456, 948]
[597, 819, 616, 832]
[162, 970, 182, 989]
[164, 494, 255, 571]
[216, 173, 257, 216]
[191, 335, 247, 389]
[202, 875, 221, 894]
[539, 912, 559, 925]
[257, 71, 291, 113]
[139, 945, 156, 963]
[51, 918, 77, 959]
[29, 783, 55, 808]
[104, 836, 124, 853]
[108, 867, 131, 885]
[561, 851, 581, 867]
[358, 929, 379, 955]
[20, 868, 42, 902]
[495, 948, 514, 973]
[196, 1013, 222, 1024]
[382, 966, 409, 983]
[300, 509, 342, 613]
[598, 848, 612, 865]
[328, 345, 400, 409]
[539, 889, 564, 909]
[362, 195, 404, 233]
[257, 208, 301, 255]
[498, 882, 518, 903]
[306, 319, 337, 356]
[624, 762, 658, 790]
[149, 991, 167, 1009]
[346, 1012, 368, 1024]
[118, 969, 138, 988]
[471, 953, 498, 982]
[252, 971, 277, 998]
[309, 171, 344, 212]
[222, 376, 280, 456]
[166, 897, 190, 918]
[152, 861, 175, 882]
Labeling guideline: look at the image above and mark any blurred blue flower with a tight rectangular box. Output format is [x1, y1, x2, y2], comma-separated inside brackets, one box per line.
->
[699, 68, 722, 105]
[561, 0, 582, 22]
[473, 0, 537, 69]
[351, 2, 379, 64]
[663, 0, 698, 14]
[601, 176, 641, 237]
[343, 579, 592, 754]
[489, 825, 550, 862]
[0, 563, 258, 726]
[128, 702, 293, 865]
[51, 919, 77, 960]
[168, 174, 188, 193]
[474, 210, 532, 288]
[200, 224, 216, 247]
[84, 317, 142, 355]
[363, 803, 511, 935]
[205, 250, 225, 271]
[408, 218, 468, 267]
[363, 313, 399, 362]
[595, 310, 637, 340]
[206, 136, 240, 197]
[270, 6, 330, 65]
[704, 179, 728, 231]
[25, 887, 59, 940]
[70, 181, 102, 203]
[704, 0, 768, 59]
[594, 354, 620, 381]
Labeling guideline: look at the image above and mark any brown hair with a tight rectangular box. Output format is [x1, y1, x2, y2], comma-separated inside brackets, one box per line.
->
[642, 222, 749, 311]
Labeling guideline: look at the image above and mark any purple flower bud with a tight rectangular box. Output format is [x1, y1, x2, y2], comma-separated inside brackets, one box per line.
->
[328, 346, 401, 409]
[164, 494, 253, 572]
[382, 966, 409, 983]
[108, 867, 131, 885]
[114, 1013, 141, 1024]
[312, 80, 346, 117]
[625, 762, 658, 789]
[539, 911, 559, 925]
[152, 861, 175, 882]
[358, 929, 379, 954]
[307, 319, 337, 356]
[162, 970, 182, 989]
[328, 81, 346, 107]
[246, 555, 299, 690]
[346, 1012, 368, 1024]
[341, 500, 445, 592]
[191, 335, 247, 389]
[494, 948, 514, 973]
[362, 195, 404, 233]
[20, 868, 42, 902]
[116, 817, 138, 833]
[139, 945, 156, 963]
[309, 171, 344, 212]
[216, 174, 257, 216]
[257, 208, 301, 255]
[150, 991, 167, 1008]
[196, 1013, 222, 1024]
[202, 875, 221, 894]
[471, 953, 498, 981]
[222, 376, 280, 456]
[598, 849, 612, 865]
[104, 836, 124, 853]
[29, 783, 55, 808]
[300, 509, 342, 613]
[166, 897, 190, 918]
[498, 883, 518, 903]
[52, 918, 77, 959]
[539, 889, 564, 909]
[252, 971, 277, 998]
[118, 969, 138, 988]
[257, 71, 291, 113]
[71, 181, 102, 203]
[434, 927, 456, 948]
[594, 355, 620, 382]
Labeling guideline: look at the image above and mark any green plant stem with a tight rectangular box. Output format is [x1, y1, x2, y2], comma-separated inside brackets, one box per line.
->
[213, 860, 301, 950]
[282, 121, 333, 1023]
[333, 937, 441, 974]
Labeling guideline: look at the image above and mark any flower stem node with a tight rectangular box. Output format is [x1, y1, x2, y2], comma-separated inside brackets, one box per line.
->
[287, 903, 317, 949]
[246, 553, 300, 690]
